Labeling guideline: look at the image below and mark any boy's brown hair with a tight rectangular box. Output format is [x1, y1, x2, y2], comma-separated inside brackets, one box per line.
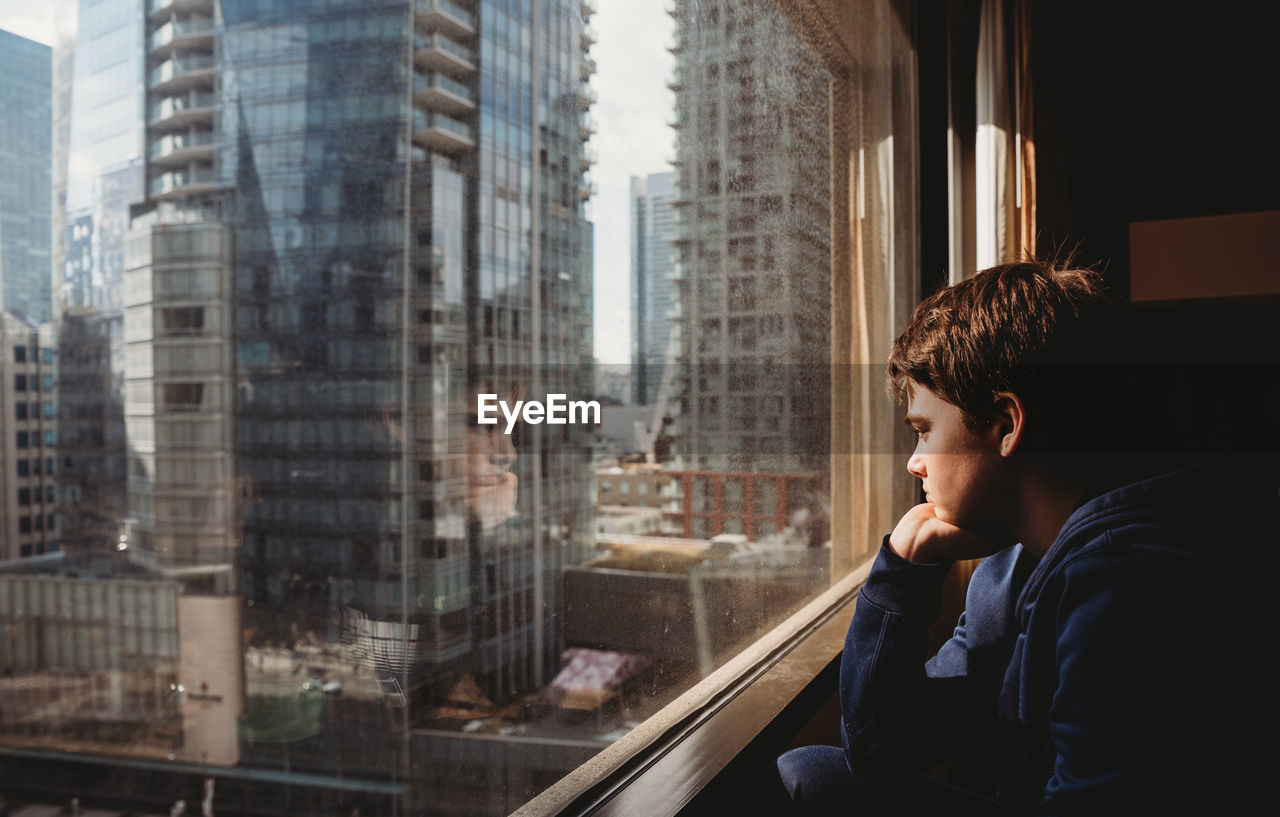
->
[887, 258, 1113, 437]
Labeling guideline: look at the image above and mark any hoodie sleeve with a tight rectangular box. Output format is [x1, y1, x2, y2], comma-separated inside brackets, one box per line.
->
[839, 536, 969, 786]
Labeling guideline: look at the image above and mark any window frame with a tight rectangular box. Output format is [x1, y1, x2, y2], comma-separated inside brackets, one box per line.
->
[516, 1, 921, 814]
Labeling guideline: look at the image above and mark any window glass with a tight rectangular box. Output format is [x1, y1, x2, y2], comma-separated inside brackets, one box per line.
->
[9, 1, 917, 814]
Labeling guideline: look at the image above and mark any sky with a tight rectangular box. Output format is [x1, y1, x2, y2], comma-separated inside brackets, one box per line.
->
[0, 1, 55, 45]
[0, 0, 672, 365]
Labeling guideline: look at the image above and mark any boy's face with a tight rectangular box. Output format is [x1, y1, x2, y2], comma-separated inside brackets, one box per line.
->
[903, 380, 1010, 531]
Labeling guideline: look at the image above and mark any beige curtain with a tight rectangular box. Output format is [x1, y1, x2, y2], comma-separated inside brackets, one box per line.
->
[976, 0, 1036, 266]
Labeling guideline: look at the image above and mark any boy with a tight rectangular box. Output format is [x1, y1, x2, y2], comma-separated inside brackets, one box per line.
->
[776, 259, 1272, 815]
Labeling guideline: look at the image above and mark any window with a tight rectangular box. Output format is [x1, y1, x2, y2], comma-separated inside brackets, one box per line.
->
[163, 383, 204, 410]
[14, 374, 26, 391]
[9, 2, 920, 815]
[16, 403, 27, 420]
[19, 488, 31, 506]
[16, 432, 28, 449]
[18, 460, 29, 477]
[19, 516, 30, 534]
[13, 346, 25, 363]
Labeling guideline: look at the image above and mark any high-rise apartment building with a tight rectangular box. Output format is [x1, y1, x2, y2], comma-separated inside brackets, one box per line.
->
[8, 1, 599, 813]
[0, 312, 59, 561]
[668, 0, 830, 477]
[0, 30, 53, 324]
[630, 171, 677, 405]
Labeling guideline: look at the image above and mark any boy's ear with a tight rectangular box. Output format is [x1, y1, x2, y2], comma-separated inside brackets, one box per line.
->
[990, 391, 1027, 457]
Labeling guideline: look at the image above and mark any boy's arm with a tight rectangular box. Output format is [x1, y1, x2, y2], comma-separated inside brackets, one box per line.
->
[841, 507, 1017, 789]
[839, 537, 969, 786]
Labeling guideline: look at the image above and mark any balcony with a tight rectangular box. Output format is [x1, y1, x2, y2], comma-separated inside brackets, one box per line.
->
[148, 0, 213, 19]
[579, 56, 596, 80]
[413, 71, 475, 116]
[414, 33, 476, 77]
[148, 91, 215, 129]
[148, 54, 216, 93]
[148, 130, 215, 166]
[578, 147, 596, 172]
[581, 24, 596, 49]
[414, 0, 475, 40]
[579, 177, 596, 202]
[412, 110, 475, 154]
[580, 0, 595, 18]
[578, 114, 596, 140]
[147, 17, 215, 54]
[574, 86, 597, 111]
[149, 167, 220, 200]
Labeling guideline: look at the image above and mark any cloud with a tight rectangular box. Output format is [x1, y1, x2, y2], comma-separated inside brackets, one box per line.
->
[0, 0, 57, 45]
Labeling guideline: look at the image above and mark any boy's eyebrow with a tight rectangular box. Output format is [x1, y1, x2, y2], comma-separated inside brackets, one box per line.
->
[903, 413, 928, 427]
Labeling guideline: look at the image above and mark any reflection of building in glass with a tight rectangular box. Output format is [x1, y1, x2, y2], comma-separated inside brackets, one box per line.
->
[54, 309, 125, 557]
[668, 0, 831, 474]
[630, 172, 677, 405]
[13, 0, 596, 813]
[0, 30, 52, 325]
[56, 0, 146, 563]
[0, 313, 59, 561]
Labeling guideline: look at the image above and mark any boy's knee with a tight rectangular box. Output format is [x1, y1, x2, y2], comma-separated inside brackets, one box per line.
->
[776, 745, 851, 802]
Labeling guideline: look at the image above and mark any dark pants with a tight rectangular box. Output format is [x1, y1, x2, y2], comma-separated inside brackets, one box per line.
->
[776, 746, 1013, 817]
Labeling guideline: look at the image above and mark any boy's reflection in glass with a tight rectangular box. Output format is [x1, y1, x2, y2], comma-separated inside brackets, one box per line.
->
[466, 410, 518, 529]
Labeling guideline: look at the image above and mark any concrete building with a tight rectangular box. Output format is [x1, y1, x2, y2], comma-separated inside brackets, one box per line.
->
[629, 172, 677, 405]
[0, 30, 52, 324]
[667, 0, 831, 474]
[0, 312, 59, 562]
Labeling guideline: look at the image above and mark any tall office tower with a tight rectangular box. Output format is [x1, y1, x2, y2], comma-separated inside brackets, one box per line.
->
[8, 0, 595, 811]
[0, 30, 52, 324]
[668, 0, 830, 477]
[0, 313, 59, 561]
[57, 0, 147, 557]
[129, 0, 595, 797]
[630, 171, 677, 405]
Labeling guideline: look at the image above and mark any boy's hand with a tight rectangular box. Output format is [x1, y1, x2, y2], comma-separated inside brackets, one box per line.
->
[889, 503, 1013, 564]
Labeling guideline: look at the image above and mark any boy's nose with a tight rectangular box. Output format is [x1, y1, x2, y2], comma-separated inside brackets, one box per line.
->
[491, 433, 516, 469]
[906, 448, 926, 480]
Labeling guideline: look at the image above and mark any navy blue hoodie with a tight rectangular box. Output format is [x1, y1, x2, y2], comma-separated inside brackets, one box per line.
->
[839, 456, 1274, 815]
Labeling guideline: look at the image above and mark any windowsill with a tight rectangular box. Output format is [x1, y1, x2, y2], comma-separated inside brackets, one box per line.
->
[515, 554, 874, 817]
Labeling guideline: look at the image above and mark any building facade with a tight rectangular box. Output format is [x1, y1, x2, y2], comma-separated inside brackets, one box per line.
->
[668, 0, 831, 474]
[14, 0, 598, 813]
[629, 171, 676, 405]
[0, 30, 52, 324]
[0, 313, 59, 562]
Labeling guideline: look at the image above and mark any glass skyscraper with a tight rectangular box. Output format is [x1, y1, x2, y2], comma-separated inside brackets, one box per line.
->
[629, 171, 676, 406]
[0, 29, 52, 324]
[5, 1, 598, 814]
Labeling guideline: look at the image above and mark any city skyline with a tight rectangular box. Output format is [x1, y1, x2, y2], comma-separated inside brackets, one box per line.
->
[0, 0, 675, 365]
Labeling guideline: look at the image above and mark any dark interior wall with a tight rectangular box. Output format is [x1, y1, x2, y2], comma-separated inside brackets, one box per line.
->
[1031, 1, 1279, 461]
[1032, 1, 1280, 298]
